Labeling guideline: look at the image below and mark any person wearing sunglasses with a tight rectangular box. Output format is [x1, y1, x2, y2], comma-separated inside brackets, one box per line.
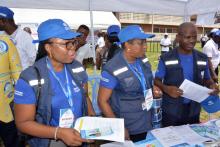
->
[13, 19, 95, 147]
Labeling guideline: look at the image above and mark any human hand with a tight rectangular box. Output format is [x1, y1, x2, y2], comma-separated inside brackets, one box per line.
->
[125, 128, 130, 140]
[212, 74, 218, 83]
[57, 128, 92, 146]
[153, 85, 162, 98]
[164, 86, 183, 98]
[209, 83, 219, 95]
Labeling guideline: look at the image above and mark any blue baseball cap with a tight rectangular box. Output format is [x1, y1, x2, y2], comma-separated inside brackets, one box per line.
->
[107, 25, 120, 37]
[201, 95, 220, 113]
[35, 19, 80, 43]
[118, 25, 155, 43]
[0, 6, 14, 19]
[214, 30, 220, 37]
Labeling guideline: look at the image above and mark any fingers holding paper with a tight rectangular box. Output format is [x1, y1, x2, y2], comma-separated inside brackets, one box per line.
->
[164, 86, 183, 98]
[209, 83, 219, 95]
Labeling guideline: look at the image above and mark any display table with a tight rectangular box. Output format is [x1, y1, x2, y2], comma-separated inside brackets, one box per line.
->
[101, 119, 220, 147]
[135, 119, 220, 147]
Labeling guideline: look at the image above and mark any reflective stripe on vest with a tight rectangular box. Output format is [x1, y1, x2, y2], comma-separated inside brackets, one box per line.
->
[72, 67, 84, 73]
[142, 58, 149, 63]
[113, 67, 128, 76]
[29, 79, 45, 86]
[165, 60, 178, 65]
[197, 61, 206, 66]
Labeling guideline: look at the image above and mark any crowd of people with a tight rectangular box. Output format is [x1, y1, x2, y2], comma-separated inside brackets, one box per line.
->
[0, 6, 220, 147]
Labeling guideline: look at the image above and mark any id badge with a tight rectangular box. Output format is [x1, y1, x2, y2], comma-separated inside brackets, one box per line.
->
[59, 108, 74, 128]
[142, 89, 153, 111]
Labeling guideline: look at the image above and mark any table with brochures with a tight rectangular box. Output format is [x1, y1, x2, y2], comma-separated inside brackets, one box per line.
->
[135, 119, 220, 147]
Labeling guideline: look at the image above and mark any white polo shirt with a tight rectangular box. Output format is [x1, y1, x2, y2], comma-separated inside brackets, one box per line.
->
[160, 38, 171, 52]
[10, 27, 36, 70]
[97, 37, 105, 48]
[203, 39, 220, 69]
[75, 43, 93, 64]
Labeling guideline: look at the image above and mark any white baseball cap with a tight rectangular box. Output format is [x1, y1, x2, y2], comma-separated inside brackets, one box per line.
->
[210, 28, 219, 33]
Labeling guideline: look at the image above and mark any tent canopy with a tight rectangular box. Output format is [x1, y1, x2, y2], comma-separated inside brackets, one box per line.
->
[11, 8, 120, 29]
[1, 0, 220, 16]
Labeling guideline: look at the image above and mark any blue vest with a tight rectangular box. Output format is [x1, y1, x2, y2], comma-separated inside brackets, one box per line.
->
[19, 57, 88, 147]
[160, 48, 207, 119]
[103, 51, 153, 135]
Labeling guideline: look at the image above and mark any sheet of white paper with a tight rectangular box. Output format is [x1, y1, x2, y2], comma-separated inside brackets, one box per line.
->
[172, 125, 210, 145]
[100, 140, 135, 147]
[74, 116, 124, 142]
[151, 127, 185, 147]
[179, 79, 213, 103]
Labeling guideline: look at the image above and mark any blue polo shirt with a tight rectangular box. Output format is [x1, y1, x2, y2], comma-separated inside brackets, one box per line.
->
[155, 53, 211, 103]
[100, 61, 144, 92]
[100, 71, 118, 89]
[14, 68, 87, 127]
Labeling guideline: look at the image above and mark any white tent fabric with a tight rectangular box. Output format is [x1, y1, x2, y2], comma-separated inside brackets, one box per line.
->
[11, 8, 120, 29]
[187, 0, 220, 16]
[1, 0, 185, 16]
[1, 0, 220, 17]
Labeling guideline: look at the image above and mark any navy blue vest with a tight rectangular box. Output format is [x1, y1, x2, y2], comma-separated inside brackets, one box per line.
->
[19, 57, 88, 147]
[160, 48, 207, 119]
[103, 51, 153, 135]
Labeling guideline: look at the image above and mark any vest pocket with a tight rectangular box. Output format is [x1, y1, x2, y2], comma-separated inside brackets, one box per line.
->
[120, 97, 144, 113]
[120, 76, 141, 92]
[120, 109, 152, 134]
[162, 96, 182, 118]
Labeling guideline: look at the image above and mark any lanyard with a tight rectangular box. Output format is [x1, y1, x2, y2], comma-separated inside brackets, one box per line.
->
[127, 59, 147, 97]
[46, 57, 73, 107]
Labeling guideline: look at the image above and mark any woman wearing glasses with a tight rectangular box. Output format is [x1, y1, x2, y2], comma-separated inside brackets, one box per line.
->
[14, 19, 95, 147]
[98, 25, 157, 142]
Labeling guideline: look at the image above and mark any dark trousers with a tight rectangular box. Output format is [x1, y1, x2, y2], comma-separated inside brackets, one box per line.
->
[0, 121, 20, 147]
[161, 51, 168, 55]
[162, 103, 200, 127]
[215, 67, 219, 77]
[130, 132, 147, 143]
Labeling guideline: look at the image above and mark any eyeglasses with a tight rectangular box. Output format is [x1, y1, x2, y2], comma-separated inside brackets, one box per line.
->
[48, 40, 78, 49]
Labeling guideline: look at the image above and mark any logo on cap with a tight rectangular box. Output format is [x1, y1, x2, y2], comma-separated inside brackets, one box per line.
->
[208, 100, 214, 106]
[139, 27, 144, 33]
[0, 13, 7, 18]
[63, 22, 70, 30]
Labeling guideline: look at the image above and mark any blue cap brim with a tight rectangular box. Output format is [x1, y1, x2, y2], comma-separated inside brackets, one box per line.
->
[201, 95, 220, 113]
[137, 33, 155, 39]
[120, 33, 155, 43]
[56, 31, 81, 40]
[108, 33, 118, 37]
[32, 31, 81, 44]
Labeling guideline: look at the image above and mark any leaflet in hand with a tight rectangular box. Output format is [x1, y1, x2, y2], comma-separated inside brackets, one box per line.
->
[179, 79, 213, 103]
[74, 116, 124, 142]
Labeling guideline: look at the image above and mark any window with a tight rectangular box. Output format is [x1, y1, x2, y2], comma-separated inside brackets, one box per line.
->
[160, 28, 165, 33]
[153, 27, 159, 33]
[172, 28, 177, 33]
[167, 28, 172, 33]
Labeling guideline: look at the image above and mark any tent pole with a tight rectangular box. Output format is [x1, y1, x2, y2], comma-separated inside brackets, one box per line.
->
[151, 14, 154, 34]
[89, 0, 97, 72]
[202, 25, 205, 35]
[183, 0, 192, 22]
